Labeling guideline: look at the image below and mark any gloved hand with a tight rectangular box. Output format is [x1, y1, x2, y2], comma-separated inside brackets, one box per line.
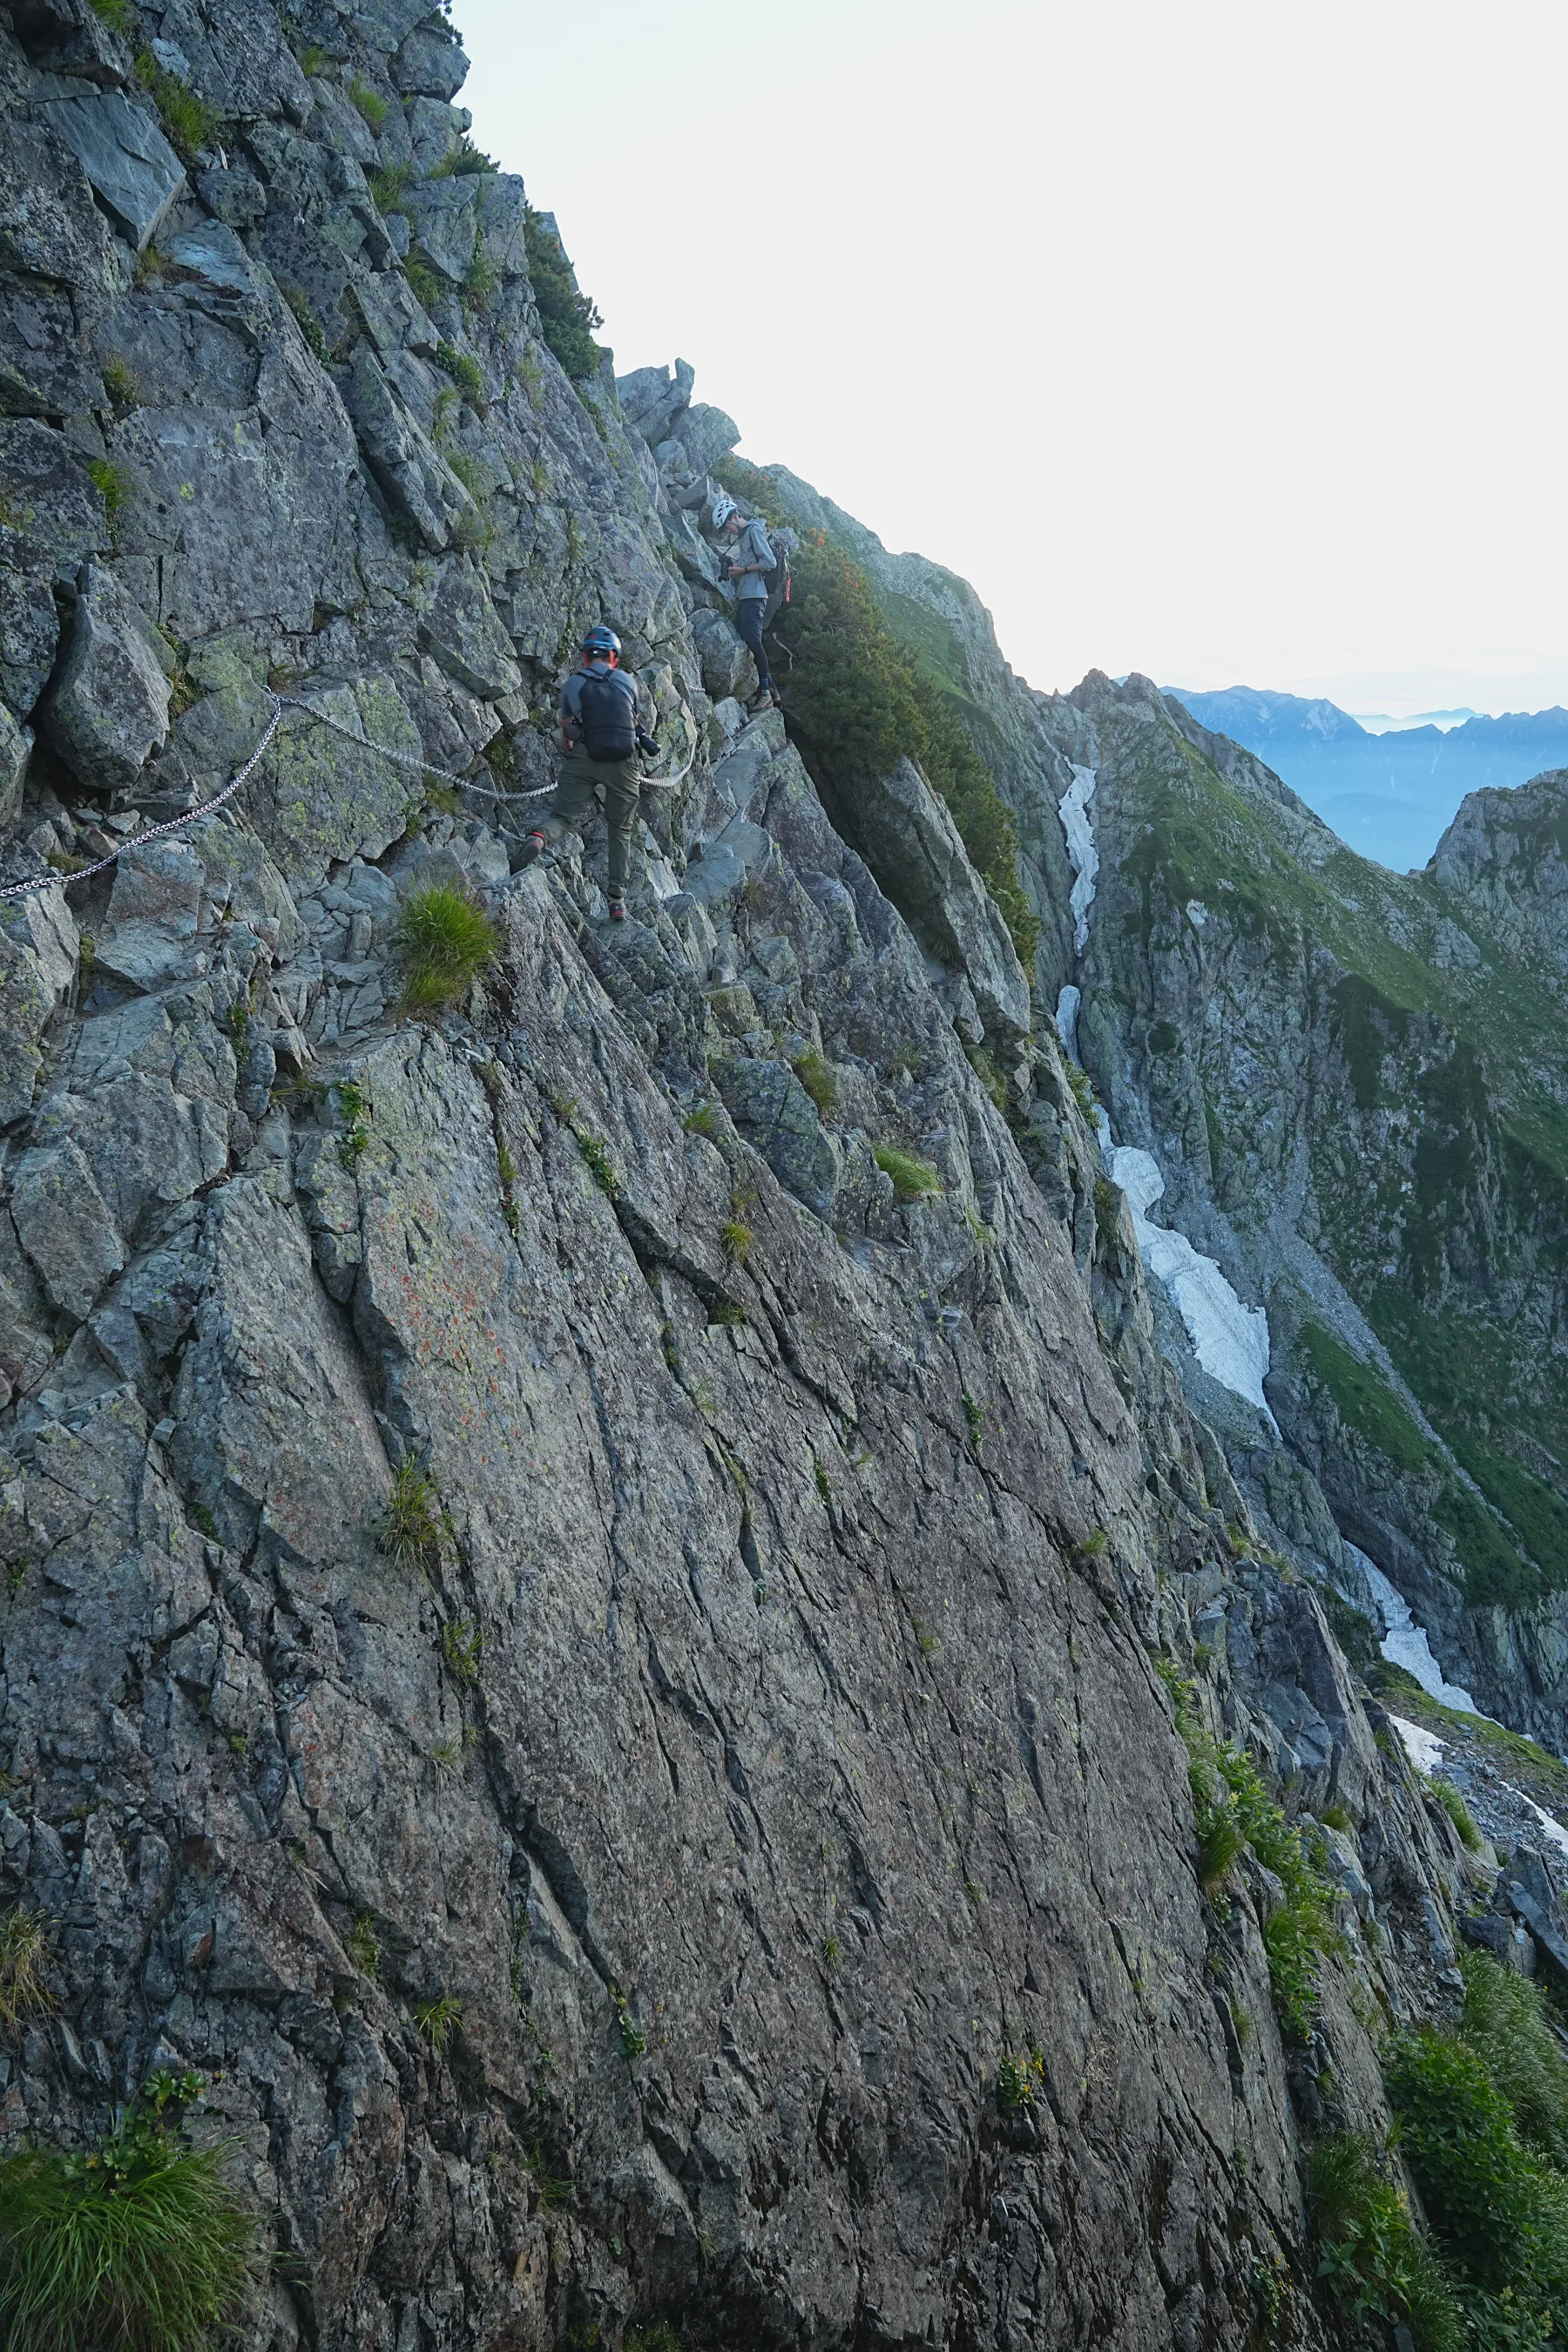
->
[636, 727, 660, 758]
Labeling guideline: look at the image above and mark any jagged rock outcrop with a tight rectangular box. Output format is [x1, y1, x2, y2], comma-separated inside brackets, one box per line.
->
[0, 3, 1546, 2348]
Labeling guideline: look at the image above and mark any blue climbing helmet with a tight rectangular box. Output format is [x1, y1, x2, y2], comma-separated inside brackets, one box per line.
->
[581, 625, 621, 663]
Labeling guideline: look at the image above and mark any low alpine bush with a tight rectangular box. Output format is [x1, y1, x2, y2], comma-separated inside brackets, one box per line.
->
[522, 206, 602, 379]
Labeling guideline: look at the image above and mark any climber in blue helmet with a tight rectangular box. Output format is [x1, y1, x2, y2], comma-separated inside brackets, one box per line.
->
[517, 626, 658, 923]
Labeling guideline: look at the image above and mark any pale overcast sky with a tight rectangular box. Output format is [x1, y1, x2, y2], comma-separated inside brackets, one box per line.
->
[456, 0, 1568, 717]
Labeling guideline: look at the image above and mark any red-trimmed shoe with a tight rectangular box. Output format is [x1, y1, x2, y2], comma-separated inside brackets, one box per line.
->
[607, 895, 626, 923]
[517, 830, 546, 868]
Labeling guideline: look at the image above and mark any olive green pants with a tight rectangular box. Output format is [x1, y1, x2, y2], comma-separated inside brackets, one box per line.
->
[542, 747, 641, 896]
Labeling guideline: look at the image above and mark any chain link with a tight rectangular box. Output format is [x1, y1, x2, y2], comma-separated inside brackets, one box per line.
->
[0, 686, 706, 910]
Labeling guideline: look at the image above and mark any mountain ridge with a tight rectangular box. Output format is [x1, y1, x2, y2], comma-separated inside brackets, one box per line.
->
[1168, 683, 1568, 870]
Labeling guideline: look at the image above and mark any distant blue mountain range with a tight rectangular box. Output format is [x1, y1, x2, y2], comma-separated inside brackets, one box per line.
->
[1166, 686, 1568, 870]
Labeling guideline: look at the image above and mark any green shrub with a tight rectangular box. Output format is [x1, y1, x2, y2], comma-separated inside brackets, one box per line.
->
[432, 138, 497, 177]
[522, 206, 603, 379]
[133, 49, 219, 163]
[1459, 1950, 1568, 2173]
[1308, 2132, 1463, 2352]
[296, 41, 328, 76]
[1385, 2026, 1568, 2301]
[1064, 1059, 1098, 1118]
[1196, 1808, 1246, 1896]
[791, 1050, 836, 1116]
[996, 2050, 1044, 2114]
[463, 247, 499, 315]
[89, 0, 133, 26]
[1432, 1778, 1482, 1851]
[682, 1101, 720, 1139]
[393, 883, 498, 1011]
[0, 2074, 254, 2352]
[434, 341, 486, 405]
[574, 1130, 620, 1200]
[874, 1143, 942, 1202]
[766, 530, 1038, 971]
[347, 75, 388, 129]
[375, 1460, 442, 1565]
[1165, 1672, 1335, 2042]
[720, 1219, 753, 1265]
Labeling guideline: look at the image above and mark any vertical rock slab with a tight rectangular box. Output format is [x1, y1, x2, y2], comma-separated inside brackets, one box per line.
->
[40, 90, 184, 251]
[42, 560, 171, 794]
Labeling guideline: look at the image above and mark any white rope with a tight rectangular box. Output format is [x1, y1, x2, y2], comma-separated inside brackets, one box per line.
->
[0, 695, 285, 906]
[0, 685, 703, 909]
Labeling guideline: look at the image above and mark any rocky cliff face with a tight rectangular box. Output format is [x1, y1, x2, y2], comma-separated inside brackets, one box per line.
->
[0, 3, 1561, 2347]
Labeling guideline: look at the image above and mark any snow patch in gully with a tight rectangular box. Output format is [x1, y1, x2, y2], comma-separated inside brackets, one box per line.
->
[1058, 765, 1098, 955]
[1095, 1120, 1276, 1423]
[1351, 1545, 1483, 1716]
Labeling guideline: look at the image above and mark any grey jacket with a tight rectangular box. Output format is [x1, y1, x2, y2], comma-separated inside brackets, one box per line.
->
[729, 517, 775, 601]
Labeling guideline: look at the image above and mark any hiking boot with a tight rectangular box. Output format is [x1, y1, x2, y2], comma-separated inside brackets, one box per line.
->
[517, 829, 546, 869]
[747, 686, 773, 716]
[607, 895, 626, 923]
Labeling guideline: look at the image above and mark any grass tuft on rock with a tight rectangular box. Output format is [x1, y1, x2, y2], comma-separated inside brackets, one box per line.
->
[375, 1461, 442, 1565]
[0, 2076, 254, 2352]
[1431, 1778, 1482, 1851]
[791, 1051, 836, 1116]
[874, 1144, 942, 1203]
[0, 1909, 55, 2032]
[347, 75, 388, 129]
[132, 48, 219, 164]
[393, 884, 498, 1012]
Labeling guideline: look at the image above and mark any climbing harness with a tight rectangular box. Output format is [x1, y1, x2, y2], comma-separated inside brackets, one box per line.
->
[0, 686, 703, 908]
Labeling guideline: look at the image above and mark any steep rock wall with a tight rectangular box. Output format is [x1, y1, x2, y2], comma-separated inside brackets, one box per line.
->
[0, 3, 1511, 2347]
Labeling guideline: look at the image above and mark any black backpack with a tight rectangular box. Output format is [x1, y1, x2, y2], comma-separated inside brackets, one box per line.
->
[577, 670, 636, 762]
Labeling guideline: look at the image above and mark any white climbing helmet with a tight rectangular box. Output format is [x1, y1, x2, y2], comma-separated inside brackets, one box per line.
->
[709, 490, 737, 531]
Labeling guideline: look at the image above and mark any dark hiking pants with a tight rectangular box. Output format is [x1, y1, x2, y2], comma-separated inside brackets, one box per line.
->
[544, 747, 640, 896]
[735, 596, 771, 693]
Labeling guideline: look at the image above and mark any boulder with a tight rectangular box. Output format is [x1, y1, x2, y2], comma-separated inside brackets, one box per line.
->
[391, 25, 467, 97]
[672, 400, 740, 480]
[616, 358, 694, 448]
[713, 1055, 840, 1218]
[838, 755, 1030, 1043]
[41, 89, 184, 250]
[42, 561, 171, 794]
[10, 1134, 125, 1321]
[691, 607, 755, 705]
[403, 174, 478, 281]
